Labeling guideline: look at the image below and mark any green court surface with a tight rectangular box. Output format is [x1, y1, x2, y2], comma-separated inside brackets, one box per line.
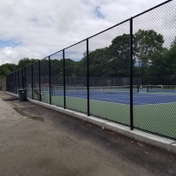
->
[37, 94, 175, 139]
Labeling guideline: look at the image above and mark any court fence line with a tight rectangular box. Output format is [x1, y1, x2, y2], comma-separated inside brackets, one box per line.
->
[6, 0, 176, 140]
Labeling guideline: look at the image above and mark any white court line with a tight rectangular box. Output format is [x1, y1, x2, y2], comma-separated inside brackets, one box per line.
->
[88, 95, 176, 106]
[74, 94, 176, 106]
[114, 99, 149, 105]
[134, 94, 175, 98]
[135, 102, 176, 107]
[117, 98, 176, 106]
[138, 92, 176, 96]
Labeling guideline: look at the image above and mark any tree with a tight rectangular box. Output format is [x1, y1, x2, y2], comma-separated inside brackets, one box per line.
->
[17, 58, 38, 69]
[161, 38, 176, 84]
[146, 50, 167, 84]
[0, 63, 17, 78]
[133, 29, 165, 81]
[71, 48, 109, 77]
[88, 47, 108, 76]
[50, 59, 63, 75]
[65, 59, 76, 76]
[142, 37, 176, 85]
[106, 34, 130, 77]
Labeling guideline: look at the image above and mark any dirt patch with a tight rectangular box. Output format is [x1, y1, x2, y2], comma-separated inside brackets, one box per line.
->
[13, 107, 44, 122]
[27, 116, 44, 122]
[3, 96, 20, 101]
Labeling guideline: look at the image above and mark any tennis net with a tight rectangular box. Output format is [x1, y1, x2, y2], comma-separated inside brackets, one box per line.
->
[52, 85, 139, 96]
[146, 85, 176, 93]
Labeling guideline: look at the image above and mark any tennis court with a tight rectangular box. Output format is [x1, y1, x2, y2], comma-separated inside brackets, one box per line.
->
[44, 85, 175, 139]
[51, 85, 176, 105]
[6, 0, 176, 141]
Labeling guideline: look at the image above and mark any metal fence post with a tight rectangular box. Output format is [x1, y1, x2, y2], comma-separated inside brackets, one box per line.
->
[63, 49, 66, 109]
[31, 64, 34, 99]
[12, 73, 14, 93]
[8, 75, 10, 92]
[11, 73, 13, 92]
[9, 73, 12, 92]
[7, 75, 9, 92]
[48, 56, 52, 105]
[10, 74, 11, 91]
[5, 75, 7, 91]
[14, 72, 16, 93]
[8, 75, 9, 92]
[13, 72, 15, 93]
[16, 71, 18, 93]
[22, 68, 24, 89]
[11, 74, 13, 92]
[24, 67, 26, 89]
[86, 39, 90, 116]
[9, 74, 10, 92]
[18, 70, 20, 90]
[130, 18, 134, 130]
[38, 61, 41, 102]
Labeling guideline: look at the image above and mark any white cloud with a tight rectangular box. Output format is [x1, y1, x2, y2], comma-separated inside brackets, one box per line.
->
[0, 0, 174, 65]
[0, 47, 18, 65]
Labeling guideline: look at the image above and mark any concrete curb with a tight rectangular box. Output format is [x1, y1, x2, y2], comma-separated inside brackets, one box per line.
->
[6, 91, 176, 154]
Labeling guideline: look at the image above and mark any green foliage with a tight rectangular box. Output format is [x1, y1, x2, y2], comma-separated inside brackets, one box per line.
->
[0, 63, 16, 78]
[65, 59, 76, 76]
[107, 34, 130, 76]
[134, 29, 164, 65]
[0, 58, 38, 78]
[2, 30, 176, 85]
[89, 48, 108, 76]
[17, 58, 38, 69]
[134, 29, 165, 80]
[142, 38, 176, 85]
[50, 59, 63, 76]
[162, 39, 176, 84]
[62, 29, 175, 86]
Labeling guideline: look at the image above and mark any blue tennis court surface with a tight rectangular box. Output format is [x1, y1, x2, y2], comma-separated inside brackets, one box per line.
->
[68, 93, 176, 105]
[51, 91, 176, 106]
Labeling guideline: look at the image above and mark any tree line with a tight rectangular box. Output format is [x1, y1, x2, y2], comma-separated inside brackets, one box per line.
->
[1, 29, 176, 85]
[0, 58, 37, 79]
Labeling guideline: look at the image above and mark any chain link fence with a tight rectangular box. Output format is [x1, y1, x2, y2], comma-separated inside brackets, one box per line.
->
[6, 0, 176, 140]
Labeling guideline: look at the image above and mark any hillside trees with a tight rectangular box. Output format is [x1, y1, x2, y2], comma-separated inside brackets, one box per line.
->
[0, 63, 16, 78]
[2, 29, 175, 86]
[149, 38, 176, 85]
[134, 29, 164, 68]
[79, 30, 166, 79]
[133, 30, 165, 84]
[17, 58, 37, 69]
[0, 58, 38, 78]
[106, 34, 130, 77]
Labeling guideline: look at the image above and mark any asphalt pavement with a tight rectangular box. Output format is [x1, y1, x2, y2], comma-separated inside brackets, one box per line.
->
[0, 91, 175, 176]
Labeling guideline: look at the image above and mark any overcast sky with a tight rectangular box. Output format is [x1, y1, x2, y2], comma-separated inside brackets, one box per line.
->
[0, 0, 171, 65]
